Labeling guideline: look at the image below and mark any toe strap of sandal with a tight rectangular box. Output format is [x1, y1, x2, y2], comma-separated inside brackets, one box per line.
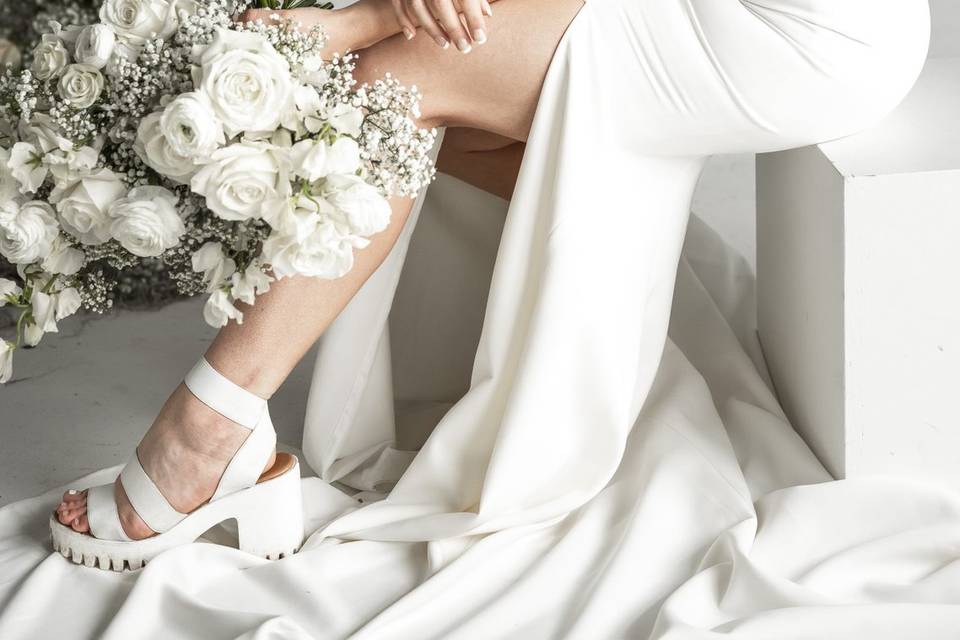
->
[86, 484, 133, 542]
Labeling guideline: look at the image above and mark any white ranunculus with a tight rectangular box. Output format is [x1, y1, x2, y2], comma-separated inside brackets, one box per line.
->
[323, 174, 392, 237]
[191, 241, 236, 291]
[0, 147, 19, 202]
[0, 278, 22, 305]
[99, 0, 195, 48]
[42, 235, 85, 275]
[108, 185, 185, 257]
[291, 137, 361, 183]
[0, 39, 22, 71]
[203, 289, 242, 327]
[8, 142, 48, 194]
[31, 34, 69, 81]
[262, 217, 367, 280]
[190, 142, 290, 221]
[30, 289, 59, 334]
[194, 29, 294, 137]
[75, 24, 116, 69]
[134, 112, 196, 184]
[0, 339, 13, 384]
[159, 92, 224, 159]
[55, 287, 82, 320]
[0, 200, 59, 265]
[229, 263, 272, 305]
[54, 168, 127, 245]
[326, 103, 364, 137]
[58, 64, 105, 109]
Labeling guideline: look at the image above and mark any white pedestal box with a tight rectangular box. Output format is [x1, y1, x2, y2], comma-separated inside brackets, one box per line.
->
[756, 57, 960, 489]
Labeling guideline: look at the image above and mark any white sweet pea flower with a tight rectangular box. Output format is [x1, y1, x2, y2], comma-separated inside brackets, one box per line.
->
[325, 103, 364, 137]
[323, 174, 392, 237]
[42, 235, 85, 275]
[53, 168, 127, 245]
[75, 24, 116, 69]
[20, 114, 74, 155]
[46, 144, 99, 183]
[58, 64, 105, 109]
[8, 142, 48, 194]
[0, 278, 23, 306]
[0, 147, 19, 202]
[30, 289, 59, 334]
[159, 92, 224, 159]
[191, 141, 290, 221]
[194, 29, 294, 137]
[290, 137, 361, 183]
[263, 218, 366, 281]
[0, 339, 13, 384]
[229, 263, 272, 305]
[191, 241, 236, 292]
[23, 323, 44, 347]
[203, 289, 242, 327]
[0, 39, 22, 71]
[31, 34, 69, 81]
[55, 287, 82, 321]
[134, 111, 196, 184]
[0, 200, 59, 265]
[108, 186, 185, 257]
[100, 0, 196, 48]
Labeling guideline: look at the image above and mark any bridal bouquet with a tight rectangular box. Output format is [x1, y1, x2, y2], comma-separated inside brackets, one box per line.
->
[0, 0, 437, 383]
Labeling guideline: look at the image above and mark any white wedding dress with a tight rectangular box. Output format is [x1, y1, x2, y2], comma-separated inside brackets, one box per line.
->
[3, 1, 956, 638]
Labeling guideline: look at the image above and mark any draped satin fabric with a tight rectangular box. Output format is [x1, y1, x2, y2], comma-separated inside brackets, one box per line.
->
[2, 1, 955, 638]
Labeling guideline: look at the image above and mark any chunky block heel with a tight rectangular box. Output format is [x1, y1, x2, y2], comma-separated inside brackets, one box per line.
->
[237, 460, 305, 559]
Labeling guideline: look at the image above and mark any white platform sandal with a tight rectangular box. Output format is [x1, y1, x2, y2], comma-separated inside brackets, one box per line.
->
[49, 358, 304, 571]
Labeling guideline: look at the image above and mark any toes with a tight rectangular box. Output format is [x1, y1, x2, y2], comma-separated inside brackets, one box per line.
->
[70, 514, 90, 533]
[62, 489, 85, 503]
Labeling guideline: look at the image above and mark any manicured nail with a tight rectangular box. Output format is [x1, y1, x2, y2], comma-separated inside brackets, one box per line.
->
[403, 27, 415, 40]
[435, 35, 449, 49]
[483, 1, 493, 17]
[473, 29, 487, 44]
[73, 518, 79, 526]
[456, 38, 472, 53]
[68, 489, 78, 495]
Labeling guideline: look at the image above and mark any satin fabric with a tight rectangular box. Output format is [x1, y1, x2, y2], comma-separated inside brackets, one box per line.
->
[2, 1, 953, 638]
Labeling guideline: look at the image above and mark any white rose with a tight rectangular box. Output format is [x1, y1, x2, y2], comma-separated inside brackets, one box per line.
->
[190, 142, 290, 221]
[58, 64, 105, 109]
[323, 174, 392, 237]
[159, 92, 224, 159]
[8, 142, 48, 194]
[0, 339, 13, 384]
[31, 34, 69, 81]
[0, 39, 22, 71]
[229, 263, 272, 305]
[262, 216, 367, 280]
[326, 103, 364, 137]
[42, 235, 85, 275]
[75, 24, 116, 69]
[191, 241, 236, 291]
[194, 29, 294, 137]
[0, 148, 19, 202]
[0, 278, 23, 306]
[134, 111, 195, 184]
[0, 200, 59, 264]
[55, 287, 82, 321]
[99, 0, 195, 48]
[290, 137, 361, 183]
[54, 168, 127, 245]
[108, 185, 185, 257]
[203, 289, 242, 328]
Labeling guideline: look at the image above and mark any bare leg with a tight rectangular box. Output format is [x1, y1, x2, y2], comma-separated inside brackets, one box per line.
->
[57, 0, 583, 538]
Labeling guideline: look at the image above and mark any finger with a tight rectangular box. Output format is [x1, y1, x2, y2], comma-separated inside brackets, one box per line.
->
[62, 489, 84, 503]
[429, 0, 472, 53]
[237, 8, 287, 24]
[407, 0, 449, 49]
[391, 0, 418, 40]
[457, 0, 487, 44]
[71, 514, 89, 533]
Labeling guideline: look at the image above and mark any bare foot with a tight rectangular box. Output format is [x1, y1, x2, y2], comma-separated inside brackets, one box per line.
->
[54, 384, 276, 540]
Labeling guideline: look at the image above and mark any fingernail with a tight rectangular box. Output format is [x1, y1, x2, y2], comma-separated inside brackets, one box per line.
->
[68, 489, 78, 495]
[435, 35, 449, 49]
[403, 27, 415, 40]
[456, 38, 472, 53]
[483, 1, 493, 16]
[473, 29, 487, 44]
[73, 518, 79, 526]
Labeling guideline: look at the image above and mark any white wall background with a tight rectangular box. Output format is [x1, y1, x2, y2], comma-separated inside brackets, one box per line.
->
[695, 0, 959, 270]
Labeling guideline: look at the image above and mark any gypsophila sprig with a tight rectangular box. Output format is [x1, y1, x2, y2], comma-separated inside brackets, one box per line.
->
[0, 0, 437, 383]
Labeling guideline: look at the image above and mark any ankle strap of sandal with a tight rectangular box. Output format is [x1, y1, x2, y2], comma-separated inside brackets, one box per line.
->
[184, 358, 265, 429]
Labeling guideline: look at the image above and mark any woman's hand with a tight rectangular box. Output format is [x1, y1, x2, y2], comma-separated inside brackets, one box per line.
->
[390, 0, 494, 53]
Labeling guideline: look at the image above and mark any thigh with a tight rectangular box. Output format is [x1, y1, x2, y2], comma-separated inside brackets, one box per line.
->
[352, 0, 585, 141]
